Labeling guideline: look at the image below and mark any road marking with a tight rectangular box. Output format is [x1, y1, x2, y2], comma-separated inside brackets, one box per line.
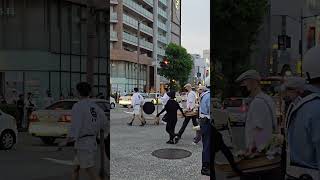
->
[42, 158, 74, 166]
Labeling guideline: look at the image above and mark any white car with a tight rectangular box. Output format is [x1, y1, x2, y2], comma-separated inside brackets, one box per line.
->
[144, 93, 161, 105]
[0, 109, 18, 150]
[29, 99, 109, 145]
[110, 96, 116, 109]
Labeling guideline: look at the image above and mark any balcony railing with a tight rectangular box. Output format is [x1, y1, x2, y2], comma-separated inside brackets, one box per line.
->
[143, 0, 153, 7]
[123, 0, 153, 21]
[158, 8, 167, 19]
[159, 0, 167, 6]
[157, 21, 167, 31]
[158, 48, 165, 56]
[123, 14, 153, 35]
[123, 32, 153, 50]
[158, 35, 167, 44]
[111, 31, 118, 41]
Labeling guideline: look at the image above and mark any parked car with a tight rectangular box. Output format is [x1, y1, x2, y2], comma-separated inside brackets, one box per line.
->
[0, 109, 18, 150]
[110, 96, 116, 109]
[119, 93, 133, 107]
[28, 99, 109, 145]
[222, 97, 249, 122]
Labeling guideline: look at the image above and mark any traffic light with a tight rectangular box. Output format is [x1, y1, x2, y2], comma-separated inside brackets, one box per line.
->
[160, 57, 169, 69]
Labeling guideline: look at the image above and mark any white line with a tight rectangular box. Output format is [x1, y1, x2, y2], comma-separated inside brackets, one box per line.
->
[42, 158, 74, 166]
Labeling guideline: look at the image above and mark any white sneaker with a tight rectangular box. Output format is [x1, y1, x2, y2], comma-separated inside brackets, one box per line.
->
[161, 120, 167, 125]
[192, 125, 200, 131]
[192, 142, 198, 145]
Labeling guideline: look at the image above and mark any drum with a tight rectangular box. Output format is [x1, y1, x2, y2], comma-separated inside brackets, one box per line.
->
[143, 102, 155, 114]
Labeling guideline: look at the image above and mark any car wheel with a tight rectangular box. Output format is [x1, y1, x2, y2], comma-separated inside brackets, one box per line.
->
[0, 130, 16, 150]
[111, 103, 115, 109]
[123, 105, 127, 108]
[40, 137, 56, 145]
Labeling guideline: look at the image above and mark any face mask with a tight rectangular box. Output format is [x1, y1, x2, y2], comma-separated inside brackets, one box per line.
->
[240, 86, 250, 97]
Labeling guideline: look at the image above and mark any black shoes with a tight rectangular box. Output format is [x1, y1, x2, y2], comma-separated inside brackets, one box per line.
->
[140, 121, 146, 126]
[201, 166, 210, 176]
[127, 122, 133, 126]
[174, 136, 181, 144]
[166, 140, 174, 144]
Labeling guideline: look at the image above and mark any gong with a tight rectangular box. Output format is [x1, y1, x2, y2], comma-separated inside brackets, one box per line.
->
[143, 102, 155, 114]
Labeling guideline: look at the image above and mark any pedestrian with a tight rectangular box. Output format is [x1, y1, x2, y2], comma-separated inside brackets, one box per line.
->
[235, 70, 277, 156]
[24, 92, 36, 129]
[16, 94, 24, 130]
[156, 91, 186, 144]
[284, 46, 320, 180]
[44, 90, 54, 108]
[175, 83, 199, 144]
[127, 88, 146, 126]
[193, 85, 207, 145]
[59, 82, 107, 180]
[160, 87, 170, 125]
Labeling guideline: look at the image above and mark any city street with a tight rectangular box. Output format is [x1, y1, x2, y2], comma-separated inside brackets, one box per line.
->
[0, 131, 109, 180]
[110, 105, 238, 180]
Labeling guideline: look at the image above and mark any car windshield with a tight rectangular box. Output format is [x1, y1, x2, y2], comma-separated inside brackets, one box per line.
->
[46, 101, 77, 110]
[223, 99, 243, 107]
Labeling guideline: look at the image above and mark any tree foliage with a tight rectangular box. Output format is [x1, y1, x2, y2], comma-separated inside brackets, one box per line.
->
[158, 43, 193, 90]
[213, 0, 268, 97]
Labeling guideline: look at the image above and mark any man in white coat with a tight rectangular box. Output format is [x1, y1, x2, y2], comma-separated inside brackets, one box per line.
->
[127, 88, 146, 126]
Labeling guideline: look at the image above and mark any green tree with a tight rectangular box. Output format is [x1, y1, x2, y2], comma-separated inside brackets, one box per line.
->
[213, 0, 268, 97]
[158, 43, 193, 91]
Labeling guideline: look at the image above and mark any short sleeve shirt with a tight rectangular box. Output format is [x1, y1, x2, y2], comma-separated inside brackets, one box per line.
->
[68, 99, 107, 151]
[245, 92, 276, 149]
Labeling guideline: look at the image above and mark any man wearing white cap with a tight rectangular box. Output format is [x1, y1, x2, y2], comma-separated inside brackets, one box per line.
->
[235, 70, 277, 156]
[284, 46, 320, 180]
[175, 83, 199, 143]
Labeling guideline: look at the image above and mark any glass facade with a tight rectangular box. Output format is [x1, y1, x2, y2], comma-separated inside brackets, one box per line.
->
[110, 61, 147, 93]
[0, 1, 108, 108]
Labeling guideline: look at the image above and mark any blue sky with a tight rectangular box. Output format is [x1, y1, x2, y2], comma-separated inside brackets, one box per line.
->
[181, 0, 210, 56]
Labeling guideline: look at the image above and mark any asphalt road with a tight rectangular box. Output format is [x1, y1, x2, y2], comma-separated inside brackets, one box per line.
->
[110, 105, 240, 180]
[0, 130, 109, 180]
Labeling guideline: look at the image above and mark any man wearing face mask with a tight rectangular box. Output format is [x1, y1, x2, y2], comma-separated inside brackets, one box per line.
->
[235, 70, 277, 156]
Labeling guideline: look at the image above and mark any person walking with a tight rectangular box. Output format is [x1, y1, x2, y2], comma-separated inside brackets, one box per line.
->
[160, 87, 170, 125]
[156, 91, 186, 144]
[235, 70, 277, 156]
[44, 90, 54, 108]
[127, 88, 146, 126]
[24, 92, 36, 129]
[284, 46, 320, 180]
[59, 82, 107, 180]
[193, 85, 207, 145]
[16, 94, 24, 130]
[175, 83, 199, 143]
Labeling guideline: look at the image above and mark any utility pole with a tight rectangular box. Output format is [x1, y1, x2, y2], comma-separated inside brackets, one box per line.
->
[300, 8, 303, 77]
[86, 0, 96, 91]
[137, 21, 141, 90]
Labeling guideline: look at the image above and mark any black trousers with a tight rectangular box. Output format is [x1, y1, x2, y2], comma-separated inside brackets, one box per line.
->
[166, 118, 178, 140]
[211, 126, 240, 178]
[177, 115, 198, 137]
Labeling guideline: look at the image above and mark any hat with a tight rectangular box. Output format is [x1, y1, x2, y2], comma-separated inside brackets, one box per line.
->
[236, 70, 261, 82]
[184, 83, 192, 89]
[280, 76, 306, 91]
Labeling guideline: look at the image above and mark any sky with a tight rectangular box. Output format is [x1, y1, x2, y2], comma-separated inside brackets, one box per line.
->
[181, 0, 210, 56]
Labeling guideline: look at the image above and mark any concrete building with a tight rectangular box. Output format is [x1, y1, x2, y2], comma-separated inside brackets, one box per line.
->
[203, 49, 210, 60]
[0, 0, 108, 107]
[110, 0, 181, 93]
[189, 54, 209, 85]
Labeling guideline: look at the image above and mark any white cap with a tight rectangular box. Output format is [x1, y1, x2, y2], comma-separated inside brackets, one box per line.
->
[303, 45, 320, 80]
[236, 70, 261, 82]
[184, 83, 192, 89]
[280, 76, 306, 91]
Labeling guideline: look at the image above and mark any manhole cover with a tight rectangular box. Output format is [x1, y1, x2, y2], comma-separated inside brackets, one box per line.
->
[151, 148, 192, 159]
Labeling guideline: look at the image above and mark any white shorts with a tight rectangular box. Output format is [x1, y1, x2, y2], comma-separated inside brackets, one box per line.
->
[133, 105, 141, 115]
[73, 150, 97, 169]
